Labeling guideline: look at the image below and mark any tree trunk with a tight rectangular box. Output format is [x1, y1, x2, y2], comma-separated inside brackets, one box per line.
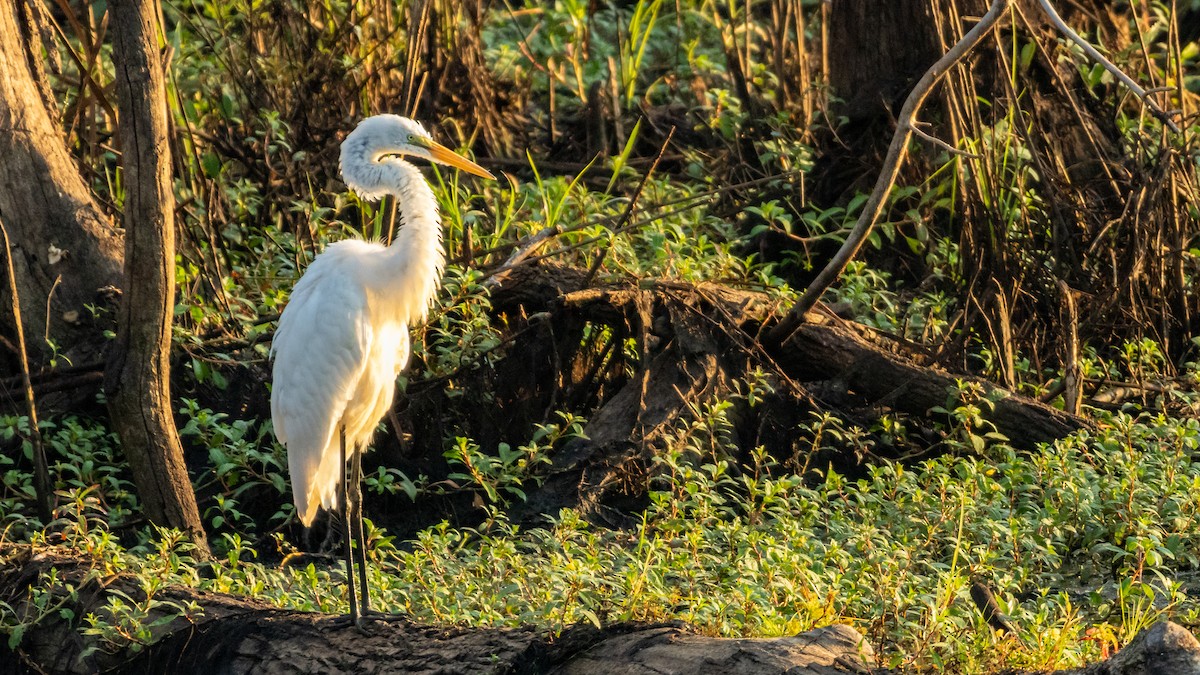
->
[106, 0, 209, 557]
[828, 0, 934, 122]
[0, 1, 123, 368]
[827, 0, 1000, 118]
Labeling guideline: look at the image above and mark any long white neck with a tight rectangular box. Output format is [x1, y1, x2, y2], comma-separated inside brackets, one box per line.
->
[351, 157, 445, 326]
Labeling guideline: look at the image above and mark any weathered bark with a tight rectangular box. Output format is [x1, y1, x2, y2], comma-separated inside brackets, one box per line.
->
[106, 0, 209, 557]
[549, 625, 875, 675]
[0, 1, 123, 367]
[0, 545, 879, 675]
[829, 0, 941, 122]
[549, 624, 878, 672]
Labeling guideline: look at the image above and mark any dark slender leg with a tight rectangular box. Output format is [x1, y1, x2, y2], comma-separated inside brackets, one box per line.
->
[349, 446, 371, 615]
[339, 429, 359, 624]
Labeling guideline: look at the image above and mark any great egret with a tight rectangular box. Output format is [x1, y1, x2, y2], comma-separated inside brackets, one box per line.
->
[270, 114, 494, 624]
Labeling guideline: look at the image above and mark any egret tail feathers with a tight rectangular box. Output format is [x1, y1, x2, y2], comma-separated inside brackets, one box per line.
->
[288, 436, 344, 527]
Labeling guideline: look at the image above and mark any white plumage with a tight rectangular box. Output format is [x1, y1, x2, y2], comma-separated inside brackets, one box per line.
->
[269, 115, 493, 623]
[270, 239, 415, 525]
[271, 115, 493, 529]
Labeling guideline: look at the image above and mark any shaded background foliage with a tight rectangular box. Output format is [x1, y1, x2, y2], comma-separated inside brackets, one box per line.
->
[7, 0, 1196, 539]
[0, 0, 1197, 671]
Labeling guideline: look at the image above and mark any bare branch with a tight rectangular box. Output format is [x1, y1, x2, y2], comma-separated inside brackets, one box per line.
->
[768, 0, 1011, 342]
[583, 126, 676, 286]
[911, 123, 983, 159]
[484, 224, 561, 288]
[1033, 0, 1181, 133]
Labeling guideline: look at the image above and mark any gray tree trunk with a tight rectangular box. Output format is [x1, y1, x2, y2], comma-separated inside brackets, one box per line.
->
[0, 2, 123, 367]
[106, 0, 210, 558]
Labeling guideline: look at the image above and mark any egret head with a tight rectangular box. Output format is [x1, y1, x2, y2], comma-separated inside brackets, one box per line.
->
[340, 114, 495, 200]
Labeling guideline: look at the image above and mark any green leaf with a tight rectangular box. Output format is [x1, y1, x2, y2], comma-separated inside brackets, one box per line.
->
[8, 624, 24, 649]
[201, 152, 222, 178]
[579, 608, 602, 629]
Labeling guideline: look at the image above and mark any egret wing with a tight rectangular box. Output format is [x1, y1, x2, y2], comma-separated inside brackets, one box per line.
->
[270, 257, 371, 525]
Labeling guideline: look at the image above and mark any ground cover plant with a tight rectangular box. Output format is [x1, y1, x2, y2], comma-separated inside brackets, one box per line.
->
[0, 0, 1198, 672]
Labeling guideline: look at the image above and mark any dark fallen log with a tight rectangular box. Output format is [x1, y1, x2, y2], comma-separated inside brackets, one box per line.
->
[3, 545, 1200, 674]
[490, 263, 1086, 450]
[0, 544, 877, 675]
[488, 263, 1089, 523]
[774, 314, 1086, 449]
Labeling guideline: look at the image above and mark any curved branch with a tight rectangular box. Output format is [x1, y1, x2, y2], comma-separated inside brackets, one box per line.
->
[768, 0, 1011, 343]
[1033, 0, 1181, 132]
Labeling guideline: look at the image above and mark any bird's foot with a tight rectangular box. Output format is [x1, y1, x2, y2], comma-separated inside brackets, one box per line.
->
[358, 608, 409, 624]
[323, 609, 408, 630]
[322, 613, 357, 630]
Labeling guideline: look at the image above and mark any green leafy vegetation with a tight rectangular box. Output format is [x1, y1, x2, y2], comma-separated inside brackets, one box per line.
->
[3, 397, 1199, 671]
[3, 0, 1199, 671]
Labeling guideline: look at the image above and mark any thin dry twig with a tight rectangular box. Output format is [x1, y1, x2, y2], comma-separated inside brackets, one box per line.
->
[484, 223, 562, 288]
[483, 155, 630, 286]
[457, 169, 804, 269]
[582, 126, 676, 286]
[1058, 279, 1082, 415]
[911, 122, 983, 159]
[0, 216, 53, 523]
[44, 0, 117, 123]
[1033, 0, 1181, 132]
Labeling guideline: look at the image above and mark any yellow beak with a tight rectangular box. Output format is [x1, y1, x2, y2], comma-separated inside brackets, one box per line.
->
[425, 140, 496, 180]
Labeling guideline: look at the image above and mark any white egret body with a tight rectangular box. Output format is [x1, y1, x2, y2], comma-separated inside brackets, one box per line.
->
[269, 115, 494, 623]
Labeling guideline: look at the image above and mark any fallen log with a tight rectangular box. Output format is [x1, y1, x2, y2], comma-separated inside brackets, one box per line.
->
[490, 263, 1086, 451]
[3, 545, 1199, 674]
[0, 544, 877, 675]
[774, 313, 1086, 449]
[550, 624, 876, 675]
[487, 263, 1089, 523]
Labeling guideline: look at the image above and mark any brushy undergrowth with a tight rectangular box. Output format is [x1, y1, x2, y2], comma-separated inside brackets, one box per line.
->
[5, 0, 1199, 671]
[3, 403, 1199, 672]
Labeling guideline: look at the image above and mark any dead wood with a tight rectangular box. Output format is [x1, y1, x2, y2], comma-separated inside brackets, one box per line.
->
[486, 263, 1088, 524]
[773, 314, 1085, 448]
[4, 545, 1200, 674]
[0, 544, 879, 675]
[549, 624, 876, 675]
[508, 284, 744, 525]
